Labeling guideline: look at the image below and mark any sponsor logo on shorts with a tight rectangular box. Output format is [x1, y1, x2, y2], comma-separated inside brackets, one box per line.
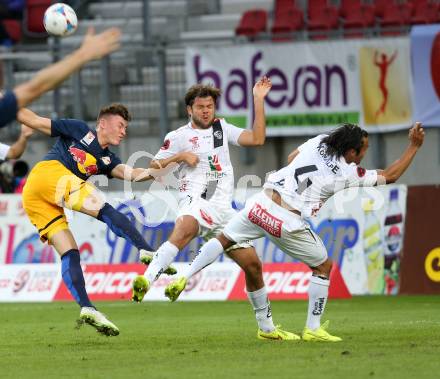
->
[200, 209, 214, 225]
[248, 203, 283, 238]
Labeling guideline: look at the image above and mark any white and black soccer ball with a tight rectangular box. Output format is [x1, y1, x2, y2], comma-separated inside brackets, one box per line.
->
[43, 3, 78, 37]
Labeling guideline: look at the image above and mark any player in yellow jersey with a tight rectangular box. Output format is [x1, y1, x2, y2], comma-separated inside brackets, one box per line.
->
[17, 104, 197, 336]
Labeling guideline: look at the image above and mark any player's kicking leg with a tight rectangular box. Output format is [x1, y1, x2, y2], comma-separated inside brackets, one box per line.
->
[302, 257, 341, 342]
[51, 229, 120, 336]
[165, 233, 300, 341]
[132, 215, 199, 302]
[139, 249, 177, 275]
[72, 187, 177, 276]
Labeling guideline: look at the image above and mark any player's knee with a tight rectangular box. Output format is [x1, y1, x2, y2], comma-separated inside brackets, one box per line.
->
[171, 228, 197, 248]
[312, 258, 333, 278]
[245, 259, 263, 279]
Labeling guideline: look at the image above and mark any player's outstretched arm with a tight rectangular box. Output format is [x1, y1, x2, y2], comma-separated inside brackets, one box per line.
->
[378, 122, 424, 184]
[150, 152, 199, 170]
[110, 164, 154, 182]
[110, 152, 199, 182]
[6, 125, 34, 159]
[13, 27, 121, 108]
[16, 108, 52, 135]
[238, 76, 272, 146]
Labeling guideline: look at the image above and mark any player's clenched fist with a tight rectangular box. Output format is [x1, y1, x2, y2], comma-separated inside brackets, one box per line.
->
[409, 122, 425, 147]
[180, 152, 199, 167]
[253, 76, 272, 99]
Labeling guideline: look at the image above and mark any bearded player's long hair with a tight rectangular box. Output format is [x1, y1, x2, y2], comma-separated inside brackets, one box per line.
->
[320, 123, 368, 158]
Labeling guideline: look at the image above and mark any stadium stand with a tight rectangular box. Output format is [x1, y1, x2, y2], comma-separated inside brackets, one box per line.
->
[23, 0, 52, 36]
[235, 9, 268, 38]
[271, 0, 304, 41]
[2, 0, 440, 143]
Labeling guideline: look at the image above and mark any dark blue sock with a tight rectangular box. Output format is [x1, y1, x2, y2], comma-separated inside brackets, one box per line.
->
[97, 203, 152, 251]
[61, 249, 94, 308]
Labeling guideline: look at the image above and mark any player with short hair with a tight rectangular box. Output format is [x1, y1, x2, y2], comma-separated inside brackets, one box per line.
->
[165, 122, 425, 342]
[132, 77, 300, 341]
[16, 103, 177, 336]
[0, 27, 121, 128]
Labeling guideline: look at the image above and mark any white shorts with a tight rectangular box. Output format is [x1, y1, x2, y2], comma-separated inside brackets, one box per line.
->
[223, 191, 328, 267]
[177, 196, 252, 252]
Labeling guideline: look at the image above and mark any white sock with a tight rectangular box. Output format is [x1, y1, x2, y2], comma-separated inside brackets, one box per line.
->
[306, 275, 329, 331]
[247, 287, 275, 333]
[145, 241, 179, 283]
[182, 238, 224, 279]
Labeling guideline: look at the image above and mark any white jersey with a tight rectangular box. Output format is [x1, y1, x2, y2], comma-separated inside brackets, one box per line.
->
[0, 142, 10, 160]
[155, 118, 244, 207]
[264, 134, 378, 218]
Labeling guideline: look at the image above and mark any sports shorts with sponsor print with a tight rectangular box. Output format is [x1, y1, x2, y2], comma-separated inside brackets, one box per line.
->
[22, 160, 96, 243]
[176, 196, 252, 253]
[223, 190, 327, 268]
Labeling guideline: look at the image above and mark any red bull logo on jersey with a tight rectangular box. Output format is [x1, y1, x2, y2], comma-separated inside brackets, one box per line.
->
[69, 146, 98, 176]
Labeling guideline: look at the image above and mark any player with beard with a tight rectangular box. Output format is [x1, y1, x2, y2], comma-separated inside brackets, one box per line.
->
[166, 122, 425, 342]
[132, 77, 300, 341]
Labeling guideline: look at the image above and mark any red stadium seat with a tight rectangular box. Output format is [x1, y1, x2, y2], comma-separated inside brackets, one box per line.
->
[274, 0, 297, 15]
[410, 2, 439, 25]
[340, 0, 375, 19]
[380, 4, 411, 36]
[2, 19, 22, 43]
[235, 9, 268, 39]
[308, 6, 339, 40]
[271, 8, 304, 41]
[24, 0, 52, 37]
[375, 0, 395, 18]
[340, 0, 362, 18]
[343, 5, 375, 38]
[308, 0, 330, 16]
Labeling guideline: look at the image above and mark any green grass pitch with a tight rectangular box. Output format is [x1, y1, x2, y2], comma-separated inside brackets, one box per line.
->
[1, 296, 439, 379]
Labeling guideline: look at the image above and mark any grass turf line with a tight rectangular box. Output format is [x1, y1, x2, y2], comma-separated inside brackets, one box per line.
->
[0, 295, 439, 379]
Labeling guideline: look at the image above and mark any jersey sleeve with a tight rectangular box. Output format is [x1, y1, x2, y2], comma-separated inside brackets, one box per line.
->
[0, 91, 18, 128]
[0, 142, 10, 160]
[222, 119, 244, 146]
[344, 164, 378, 187]
[154, 131, 182, 160]
[51, 119, 90, 139]
[298, 135, 326, 152]
[104, 151, 123, 178]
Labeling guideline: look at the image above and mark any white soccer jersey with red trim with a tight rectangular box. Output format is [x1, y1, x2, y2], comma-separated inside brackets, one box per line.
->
[264, 134, 378, 217]
[155, 118, 243, 207]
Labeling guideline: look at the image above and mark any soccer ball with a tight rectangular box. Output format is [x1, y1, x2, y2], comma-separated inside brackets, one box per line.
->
[43, 3, 78, 37]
